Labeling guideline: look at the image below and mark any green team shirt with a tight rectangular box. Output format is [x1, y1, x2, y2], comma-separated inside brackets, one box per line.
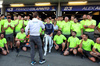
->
[70, 20, 74, 24]
[80, 20, 87, 32]
[15, 20, 23, 32]
[68, 36, 79, 48]
[84, 19, 96, 32]
[39, 27, 45, 35]
[94, 43, 100, 53]
[4, 21, 14, 35]
[71, 23, 82, 36]
[16, 32, 26, 42]
[0, 38, 7, 47]
[62, 22, 71, 35]
[0, 23, 2, 33]
[53, 34, 66, 44]
[24, 20, 28, 29]
[97, 22, 100, 28]
[80, 39, 94, 51]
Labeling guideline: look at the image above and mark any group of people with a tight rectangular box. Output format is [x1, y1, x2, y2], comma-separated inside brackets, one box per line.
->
[0, 12, 100, 65]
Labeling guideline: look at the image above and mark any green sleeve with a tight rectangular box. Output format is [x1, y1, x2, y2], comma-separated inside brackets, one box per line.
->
[4, 38, 7, 44]
[91, 40, 95, 46]
[98, 23, 100, 28]
[77, 39, 80, 45]
[94, 44, 97, 49]
[68, 37, 70, 42]
[92, 20, 96, 26]
[53, 36, 56, 41]
[16, 33, 19, 38]
[63, 35, 66, 40]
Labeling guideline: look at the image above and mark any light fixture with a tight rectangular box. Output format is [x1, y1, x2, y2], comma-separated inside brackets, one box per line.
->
[35, 2, 51, 6]
[68, 1, 87, 5]
[10, 3, 24, 7]
[42, 12, 45, 14]
[75, 12, 78, 14]
[0, 1, 3, 4]
[0, 5, 2, 8]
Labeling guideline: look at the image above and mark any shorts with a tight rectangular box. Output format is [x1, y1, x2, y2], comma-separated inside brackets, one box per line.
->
[54, 43, 62, 48]
[5, 33, 13, 42]
[0, 48, 2, 52]
[20, 42, 26, 48]
[82, 49, 93, 57]
[40, 35, 44, 41]
[68, 48, 77, 51]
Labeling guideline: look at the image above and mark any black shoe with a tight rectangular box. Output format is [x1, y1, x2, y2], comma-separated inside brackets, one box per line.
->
[39, 59, 46, 64]
[60, 51, 64, 55]
[11, 47, 14, 51]
[16, 48, 20, 53]
[81, 55, 85, 59]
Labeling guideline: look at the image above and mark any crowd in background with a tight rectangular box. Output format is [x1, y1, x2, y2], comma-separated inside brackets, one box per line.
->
[0, 13, 100, 63]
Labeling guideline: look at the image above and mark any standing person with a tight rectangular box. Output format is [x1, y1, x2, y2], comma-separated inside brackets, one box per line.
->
[80, 14, 87, 33]
[0, 16, 2, 33]
[4, 17, 14, 51]
[83, 14, 96, 40]
[44, 18, 54, 56]
[53, 21, 58, 37]
[71, 18, 83, 39]
[25, 12, 46, 65]
[62, 17, 71, 39]
[70, 15, 75, 24]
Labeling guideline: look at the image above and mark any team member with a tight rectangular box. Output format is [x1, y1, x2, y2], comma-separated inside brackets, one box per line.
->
[80, 14, 87, 32]
[15, 28, 27, 52]
[23, 16, 28, 29]
[4, 17, 14, 51]
[53, 30, 67, 54]
[64, 31, 79, 56]
[70, 15, 75, 24]
[83, 14, 96, 40]
[78, 34, 96, 62]
[25, 12, 46, 65]
[14, 15, 24, 35]
[71, 18, 83, 39]
[97, 22, 100, 32]
[62, 17, 71, 39]
[0, 16, 2, 33]
[44, 18, 54, 56]
[91, 38, 100, 63]
[0, 33, 9, 55]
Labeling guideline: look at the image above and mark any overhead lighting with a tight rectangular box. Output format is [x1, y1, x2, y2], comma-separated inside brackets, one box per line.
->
[68, 1, 87, 5]
[35, 2, 51, 6]
[0, 5, 2, 8]
[0, 1, 3, 4]
[10, 3, 24, 7]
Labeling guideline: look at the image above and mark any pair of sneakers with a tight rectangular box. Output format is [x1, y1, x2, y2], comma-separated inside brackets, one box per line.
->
[31, 59, 46, 65]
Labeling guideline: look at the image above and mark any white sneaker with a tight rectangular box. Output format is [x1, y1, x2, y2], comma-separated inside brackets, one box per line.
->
[49, 49, 51, 53]
[44, 52, 47, 56]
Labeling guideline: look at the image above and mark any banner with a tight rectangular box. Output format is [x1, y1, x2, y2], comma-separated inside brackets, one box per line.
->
[6, 6, 56, 12]
[62, 5, 100, 11]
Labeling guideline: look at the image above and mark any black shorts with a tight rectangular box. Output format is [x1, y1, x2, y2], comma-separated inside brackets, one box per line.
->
[20, 42, 26, 48]
[82, 49, 93, 57]
[40, 35, 44, 41]
[0, 48, 2, 52]
[68, 48, 77, 51]
[5, 33, 13, 42]
[58, 44, 62, 48]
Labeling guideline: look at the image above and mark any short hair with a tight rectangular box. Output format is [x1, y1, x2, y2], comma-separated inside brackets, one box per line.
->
[14, 14, 18, 17]
[87, 14, 93, 17]
[72, 31, 77, 34]
[33, 12, 39, 18]
[7, 14, 11, 17]
[83, 34, 88, 38]
[71, 15, 75, 18]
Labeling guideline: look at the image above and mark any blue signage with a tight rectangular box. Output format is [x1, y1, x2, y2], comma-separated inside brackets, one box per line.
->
[62, 5, 100, 11]
[6, 6, 56, 12]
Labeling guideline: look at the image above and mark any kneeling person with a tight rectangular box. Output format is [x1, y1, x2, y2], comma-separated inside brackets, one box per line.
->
[53, 30, 67, 54]
[64, 31, 79, 56]
[0, 33, 9, 55]
[15, 28, 26, 53]
[78, 34, 96, 62]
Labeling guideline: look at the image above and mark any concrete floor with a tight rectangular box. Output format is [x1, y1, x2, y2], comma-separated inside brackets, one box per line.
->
[0, 48, 100, 66]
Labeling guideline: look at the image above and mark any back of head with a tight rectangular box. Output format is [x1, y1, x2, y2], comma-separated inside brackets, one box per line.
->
[33, 12, 39, 18]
